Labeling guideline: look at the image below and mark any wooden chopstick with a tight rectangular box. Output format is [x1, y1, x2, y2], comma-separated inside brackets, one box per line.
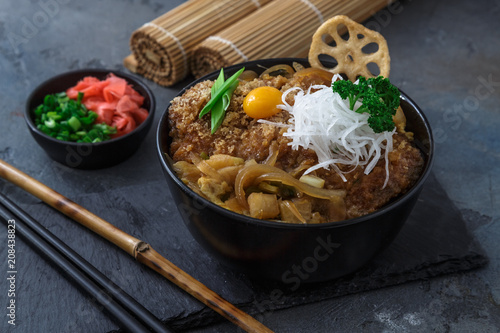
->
[0, 193, 173, 333]
[0, 159, 273, 333]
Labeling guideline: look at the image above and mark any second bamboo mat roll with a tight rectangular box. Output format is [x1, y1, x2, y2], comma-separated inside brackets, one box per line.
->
[129, 0, 272, 86]
[191, 0, 393, 78]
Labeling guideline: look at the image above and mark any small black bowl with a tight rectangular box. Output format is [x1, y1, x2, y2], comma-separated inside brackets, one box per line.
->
[157, 58, 434, 283]
[26, 69, 155, 169]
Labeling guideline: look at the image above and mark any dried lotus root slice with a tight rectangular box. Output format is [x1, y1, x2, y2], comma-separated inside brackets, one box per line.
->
[308, 15, 390, 81]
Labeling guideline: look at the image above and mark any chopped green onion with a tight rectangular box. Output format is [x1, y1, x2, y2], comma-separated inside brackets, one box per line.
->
[44, 118, 57, 129]
[33, 92, 117, 143]
[68, 116, 81, 131]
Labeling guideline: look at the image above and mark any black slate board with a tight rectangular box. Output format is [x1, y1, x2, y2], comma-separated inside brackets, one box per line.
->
[102, 171, 486, 332]
[0, 164, 486, 332]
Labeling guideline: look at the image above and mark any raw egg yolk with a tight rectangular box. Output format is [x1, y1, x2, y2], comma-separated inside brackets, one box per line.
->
[243, 86, 283, 119]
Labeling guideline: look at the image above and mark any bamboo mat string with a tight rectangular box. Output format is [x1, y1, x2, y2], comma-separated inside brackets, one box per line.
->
[205, 36, 249, 62]
[300, 0, 324, 23]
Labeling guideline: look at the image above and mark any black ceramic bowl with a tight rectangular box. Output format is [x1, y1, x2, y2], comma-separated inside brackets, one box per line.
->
[26, 69, 155, 169]
[157, 58, 433, 283]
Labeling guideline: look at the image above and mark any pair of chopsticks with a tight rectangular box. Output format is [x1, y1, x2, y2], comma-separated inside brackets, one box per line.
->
[0, 159, 273, 333]
[0, 193, 172, 332]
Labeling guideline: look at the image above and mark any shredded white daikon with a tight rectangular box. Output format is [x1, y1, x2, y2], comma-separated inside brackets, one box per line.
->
[259, 75, 395, 188]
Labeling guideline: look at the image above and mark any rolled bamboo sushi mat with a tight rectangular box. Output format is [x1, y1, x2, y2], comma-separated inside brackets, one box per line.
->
[128, 0, 273, 86]
[190, 0, 394, 78]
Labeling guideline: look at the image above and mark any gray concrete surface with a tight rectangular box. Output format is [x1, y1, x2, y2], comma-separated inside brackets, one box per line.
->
[0, 0, 499, 332]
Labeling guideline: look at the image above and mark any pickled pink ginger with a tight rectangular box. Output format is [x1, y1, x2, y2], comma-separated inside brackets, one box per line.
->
[66, 74, 148, 138]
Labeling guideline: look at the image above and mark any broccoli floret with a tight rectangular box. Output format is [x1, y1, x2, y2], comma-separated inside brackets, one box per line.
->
[332, 76, 400, 133]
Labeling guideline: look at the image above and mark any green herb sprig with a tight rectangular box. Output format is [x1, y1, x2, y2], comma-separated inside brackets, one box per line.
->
[332, 76, 400, 133]
[199, 67, 244, 134]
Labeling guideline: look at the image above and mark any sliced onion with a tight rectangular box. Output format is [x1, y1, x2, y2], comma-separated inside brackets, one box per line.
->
[280, 200, 307, 224]
[235, 163, 345, 208]
[239, 70, 258, 81]
[292, 62, 306, 72]
[264, 141, 279, 166]
[254, 173, 345, 199]
[260, 64, 295, 78]
[190, 152, 226, 183]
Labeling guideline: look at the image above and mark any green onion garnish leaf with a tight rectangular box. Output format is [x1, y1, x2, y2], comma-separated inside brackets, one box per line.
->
[199, 67, 244, 133]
